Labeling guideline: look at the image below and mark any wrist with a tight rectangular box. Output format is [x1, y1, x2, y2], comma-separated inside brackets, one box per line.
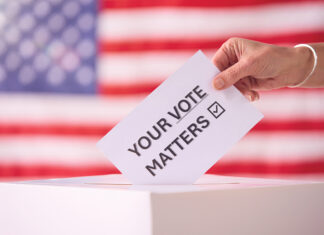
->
[289, 46, 314, 87]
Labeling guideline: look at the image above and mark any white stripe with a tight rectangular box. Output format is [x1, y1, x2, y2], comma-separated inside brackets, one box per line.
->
[0, 93, 142, 125]
[255, 91, 324, 120]
[98, 50, 197, 84]
[1, 132, 324, 164]
[0, 92, 323, 124]
[227, 132, 324, 162]
[0, 136, 108, 165]
[99, 3, 324, 40]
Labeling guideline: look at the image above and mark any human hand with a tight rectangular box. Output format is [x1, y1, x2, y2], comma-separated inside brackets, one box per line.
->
[212, 38, 314, 101]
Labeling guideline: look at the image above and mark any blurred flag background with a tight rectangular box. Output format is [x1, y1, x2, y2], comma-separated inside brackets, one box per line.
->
[0, 0, 324, 180]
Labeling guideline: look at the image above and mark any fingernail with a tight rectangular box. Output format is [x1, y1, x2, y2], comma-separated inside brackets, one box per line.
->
[246, 94, 253, 101]
[213, 78, 224, 89]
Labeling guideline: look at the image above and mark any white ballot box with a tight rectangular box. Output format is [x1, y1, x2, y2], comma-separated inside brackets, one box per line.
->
[0, 174, 323, 235]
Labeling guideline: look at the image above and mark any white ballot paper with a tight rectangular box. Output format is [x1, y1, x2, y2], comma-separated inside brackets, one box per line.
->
[97, 51, 263, 185]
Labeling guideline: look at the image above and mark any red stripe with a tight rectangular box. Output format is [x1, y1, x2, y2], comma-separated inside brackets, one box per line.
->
[98, 82, 161, 96]
[99, 31, 324, 53]
[1, 160, 324, 178]
[1, 119, 324, 136]
[0, 123, 114, 136]
[99, 81, 324, 96]
[259, 87, 324, 93]
[0, 163, 120, 178]
[99, 0, 322, 10]
[208, 159, 324, 175]
[253, 119, 324, 132]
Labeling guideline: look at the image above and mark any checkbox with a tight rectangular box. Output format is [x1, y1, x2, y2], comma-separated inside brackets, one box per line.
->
[207, 101, 225, 119]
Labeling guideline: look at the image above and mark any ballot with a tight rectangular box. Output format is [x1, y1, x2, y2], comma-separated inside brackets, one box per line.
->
[97, 51, 263, 184]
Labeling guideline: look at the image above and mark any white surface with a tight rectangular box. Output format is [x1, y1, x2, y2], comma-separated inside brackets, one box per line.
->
[0, 174, 324, 235]
[0, 176, 152, 235]
[97, 51, 263, 184]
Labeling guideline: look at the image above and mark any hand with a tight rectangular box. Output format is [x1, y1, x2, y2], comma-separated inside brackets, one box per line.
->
[212, 38, 314, 101]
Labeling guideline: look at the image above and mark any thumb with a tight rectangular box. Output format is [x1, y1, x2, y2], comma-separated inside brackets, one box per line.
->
[213, 61, 249, 90]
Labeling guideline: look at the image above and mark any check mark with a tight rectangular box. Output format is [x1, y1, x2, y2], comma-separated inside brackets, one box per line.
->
[212, 105, 218, 114]
[207, 101, 225, 119]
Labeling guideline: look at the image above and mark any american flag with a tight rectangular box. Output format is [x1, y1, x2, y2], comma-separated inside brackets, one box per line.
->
[1, 0, 324, 180]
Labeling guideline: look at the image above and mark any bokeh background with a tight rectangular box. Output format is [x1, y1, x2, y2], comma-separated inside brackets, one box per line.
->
[0, 0, 324, 181]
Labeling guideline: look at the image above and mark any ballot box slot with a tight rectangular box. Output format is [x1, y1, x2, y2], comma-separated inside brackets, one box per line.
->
[83, 182, 240, 186]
